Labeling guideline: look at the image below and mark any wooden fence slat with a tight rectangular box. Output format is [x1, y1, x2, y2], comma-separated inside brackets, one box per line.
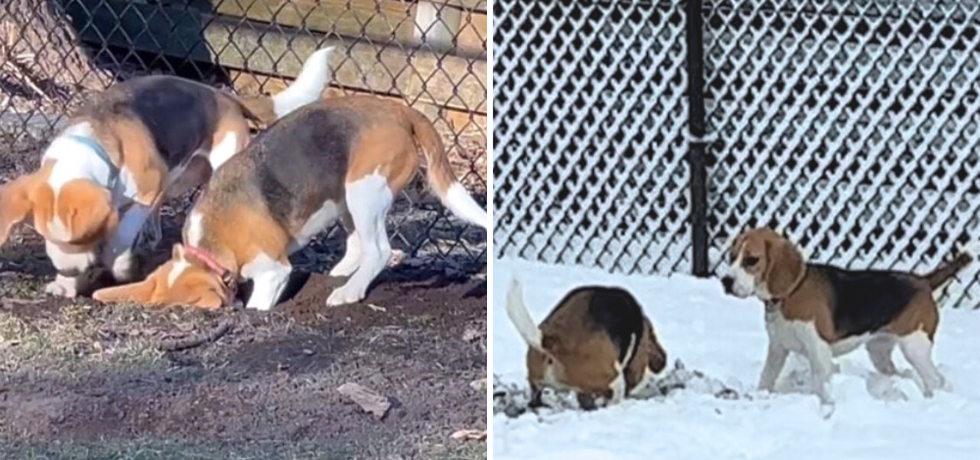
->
[64, 0, 487, 113]
[207, 0, 417, 44]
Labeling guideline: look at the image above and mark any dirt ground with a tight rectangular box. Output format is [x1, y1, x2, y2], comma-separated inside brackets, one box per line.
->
[0, 139, 487, 459]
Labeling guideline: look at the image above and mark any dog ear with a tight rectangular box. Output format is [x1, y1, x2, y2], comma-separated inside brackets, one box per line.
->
[93, 276, 159, 304]
[57, 179, 118, 245]
[0, 174, 40, 246]
[764, 238, 804, 298]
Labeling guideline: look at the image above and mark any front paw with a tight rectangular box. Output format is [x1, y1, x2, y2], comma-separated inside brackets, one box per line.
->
[45, 279, 77, 298]
[325, 284, 365, 306]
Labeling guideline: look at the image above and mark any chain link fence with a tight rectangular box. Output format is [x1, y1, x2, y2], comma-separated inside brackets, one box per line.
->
[0, 0, 487, 270]
[494, 0, 980, 308]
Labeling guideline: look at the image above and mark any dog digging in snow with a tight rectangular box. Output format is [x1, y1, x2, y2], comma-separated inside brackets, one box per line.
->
[0, 47, 334, 298]
[92, 96, 488, 309]
[721, 227, 972, 405]
[505, 277, 668, 410]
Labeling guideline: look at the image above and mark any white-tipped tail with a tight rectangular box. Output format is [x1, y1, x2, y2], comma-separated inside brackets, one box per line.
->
[506, 277, 542, 350]
[273, 47, 335, 119]
[441, 183, 488, 229]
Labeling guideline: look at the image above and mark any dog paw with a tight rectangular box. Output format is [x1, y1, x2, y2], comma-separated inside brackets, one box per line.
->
[387, 249, 405, 267]
[45, 280, 77, 298]
[328, 261, 358, 278]
[326, 285, 365, 306]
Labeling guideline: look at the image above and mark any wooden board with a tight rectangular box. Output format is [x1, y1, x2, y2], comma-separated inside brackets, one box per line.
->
[206, 0, 418, 44]
[64, 0, 487, 113]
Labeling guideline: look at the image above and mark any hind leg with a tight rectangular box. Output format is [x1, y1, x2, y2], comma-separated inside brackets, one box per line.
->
[867, 335, 898, 375]
[898, 331, 946, 397]
[326, 174, 393, 306]
[329, 213, 361, 278]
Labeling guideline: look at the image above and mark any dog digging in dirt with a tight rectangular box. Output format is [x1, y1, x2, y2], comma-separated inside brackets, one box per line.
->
[91, 96, 488, 310]
[0, 48, 334, 297]
[505, 277, 668, 410]
[720, 227, 973, 405]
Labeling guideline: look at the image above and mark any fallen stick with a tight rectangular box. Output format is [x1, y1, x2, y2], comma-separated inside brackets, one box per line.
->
[155, 319, 233, 352]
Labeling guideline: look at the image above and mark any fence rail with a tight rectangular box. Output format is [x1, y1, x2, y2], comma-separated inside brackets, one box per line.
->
[493, 0, 980, 308]
[0, 0, 487, 267]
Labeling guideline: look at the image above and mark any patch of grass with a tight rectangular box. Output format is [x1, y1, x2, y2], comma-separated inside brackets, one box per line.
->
[1, 440, 363, 460]
[0, 303, 165, 374]
[423, 443, 487, 460]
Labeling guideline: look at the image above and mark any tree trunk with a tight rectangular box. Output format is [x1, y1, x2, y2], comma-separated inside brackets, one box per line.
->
[0, 0, 109, 101]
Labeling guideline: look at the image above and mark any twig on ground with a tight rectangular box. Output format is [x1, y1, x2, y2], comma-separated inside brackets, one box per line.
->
[155, 318, 233, 352]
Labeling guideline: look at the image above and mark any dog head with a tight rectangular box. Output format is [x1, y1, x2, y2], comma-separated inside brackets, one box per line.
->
[2, 172, 118, 256]
[720, 227, 804, 300]
[93, 243, 234, 309]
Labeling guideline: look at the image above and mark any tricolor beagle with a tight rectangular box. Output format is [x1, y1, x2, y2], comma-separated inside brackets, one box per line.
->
[92, 96, 488, 310]
[505, 278, 667, 410]
[721, 227, 972, 403]
[0, 48, 333, 297]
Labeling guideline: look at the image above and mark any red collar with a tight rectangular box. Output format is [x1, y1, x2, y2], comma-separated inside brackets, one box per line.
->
[182, 245, 237, 299]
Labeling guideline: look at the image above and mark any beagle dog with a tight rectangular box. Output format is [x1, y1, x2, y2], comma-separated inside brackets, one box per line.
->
[505, 277, 667, 410]
[92, 96, 488, 310]
[721, 227, 972, 403]
[0, 48, 334, 297]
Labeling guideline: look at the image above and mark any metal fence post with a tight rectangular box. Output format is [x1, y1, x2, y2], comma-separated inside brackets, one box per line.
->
[685, 0, 709, 277]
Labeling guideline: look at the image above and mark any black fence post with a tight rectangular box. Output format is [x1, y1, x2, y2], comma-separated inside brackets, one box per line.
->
[686, 0, 709, 277]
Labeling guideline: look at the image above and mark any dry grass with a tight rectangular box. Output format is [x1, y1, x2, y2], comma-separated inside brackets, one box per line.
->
[0, 303, 165, 374]
[0, 439, 486, 460]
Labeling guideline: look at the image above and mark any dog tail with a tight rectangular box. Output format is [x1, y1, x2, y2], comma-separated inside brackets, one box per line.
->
[236, 47, 335, 126]
[925, 250, 974, 290]
[506, 277, 544, 350]
[405, 107, 487, 228]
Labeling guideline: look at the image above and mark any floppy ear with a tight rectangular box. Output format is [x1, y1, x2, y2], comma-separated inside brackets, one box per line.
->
[764, 238, 804, 298]
[0, 174, 40, 246]
[57, 180, 118, 245]
[93, 276, 159, 304]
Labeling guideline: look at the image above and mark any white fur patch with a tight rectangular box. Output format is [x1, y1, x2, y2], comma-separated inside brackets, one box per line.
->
[441, 183, 487, 228]
[830, 333, 871, 357]
[47, 215, 71, 242]
[45, 240, 97, 275]
[207, 131, 239, 170]
[241, 253, 292, 311]
[46, 123, 114, 190]
[326, 171, 394, 306]
[272, 47, 334, 119]
[186, 212, 205, 246]
[168, 257, 191, 287]
[289, 200, 339, 253]
[505, 277, 543, 349]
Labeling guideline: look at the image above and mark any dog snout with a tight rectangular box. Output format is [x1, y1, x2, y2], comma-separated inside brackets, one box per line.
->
[721, 276, 735, 294]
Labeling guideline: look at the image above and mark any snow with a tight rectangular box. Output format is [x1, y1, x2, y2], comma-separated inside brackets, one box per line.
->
[492, 257, 980, 460]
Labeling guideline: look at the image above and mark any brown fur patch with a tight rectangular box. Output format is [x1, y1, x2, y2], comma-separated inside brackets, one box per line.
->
[0, 168, 46, 245]
[886, 285, 939, 340]
[93, 244, 229, 309]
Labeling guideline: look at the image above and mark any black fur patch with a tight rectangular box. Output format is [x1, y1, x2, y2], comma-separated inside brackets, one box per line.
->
[811, 264, 918, 338]
[559, 286, 645, 366]
[82, 76, 221, 169]
[246, 104, 354, 227]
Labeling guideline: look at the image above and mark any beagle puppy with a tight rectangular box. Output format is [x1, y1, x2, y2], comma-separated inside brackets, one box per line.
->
[505, 277, 667, 410]
[0, 48, 334, 297]
[721, 227, 972, 403]
[92, 96, 488, 310]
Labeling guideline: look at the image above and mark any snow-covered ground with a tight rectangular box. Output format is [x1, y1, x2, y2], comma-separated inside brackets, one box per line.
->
[492, 257, 980, 460]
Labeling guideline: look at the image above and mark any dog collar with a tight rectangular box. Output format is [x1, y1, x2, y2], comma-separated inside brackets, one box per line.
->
[182, 245, 238, 304]
[62, 133, 119, 184]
